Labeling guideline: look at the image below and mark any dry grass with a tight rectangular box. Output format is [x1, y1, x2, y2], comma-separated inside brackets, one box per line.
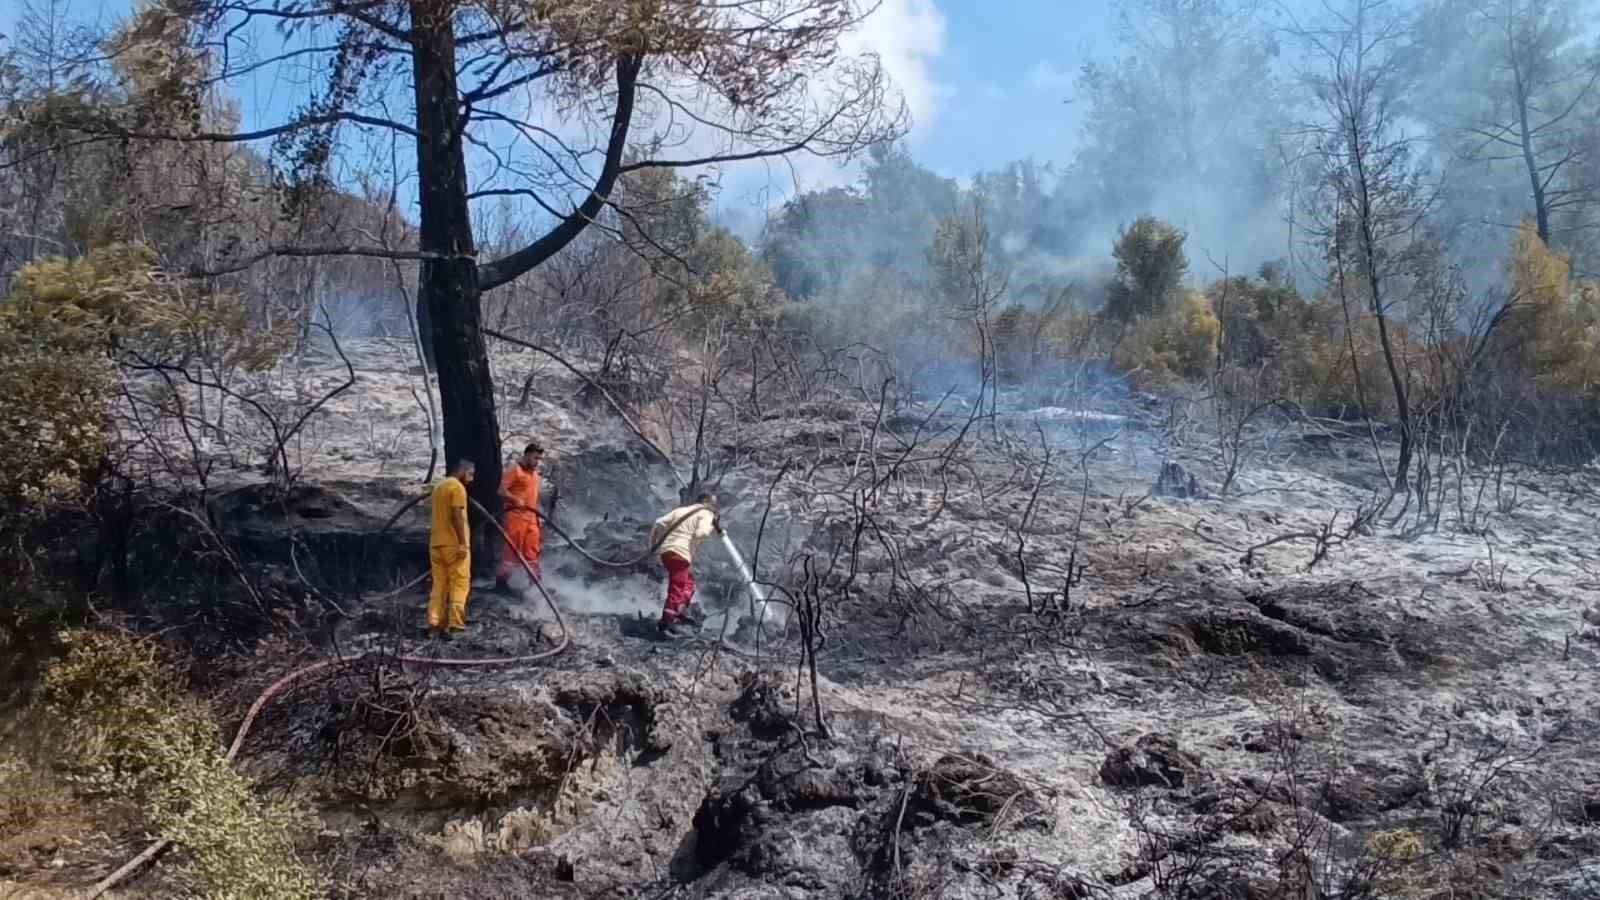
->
[0, 746, 141, 893]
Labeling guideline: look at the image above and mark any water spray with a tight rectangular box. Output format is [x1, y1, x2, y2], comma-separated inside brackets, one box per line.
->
[718, 529, 775, 627]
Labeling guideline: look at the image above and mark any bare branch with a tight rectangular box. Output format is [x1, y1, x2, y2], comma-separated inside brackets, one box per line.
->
[477, 53, 642, 292]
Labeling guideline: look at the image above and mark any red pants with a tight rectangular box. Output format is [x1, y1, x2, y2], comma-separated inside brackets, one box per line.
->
[661, 553, 694, 624]
[498, 512, 542, 582]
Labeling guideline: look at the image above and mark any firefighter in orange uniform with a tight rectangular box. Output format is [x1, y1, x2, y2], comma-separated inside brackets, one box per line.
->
[496, 442, 545, 590]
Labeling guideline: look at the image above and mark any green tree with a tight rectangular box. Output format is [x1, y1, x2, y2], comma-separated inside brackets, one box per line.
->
[1104, 215, 1188, 324]
[760, 143, 956, 301]
[760, 186, 872, 300]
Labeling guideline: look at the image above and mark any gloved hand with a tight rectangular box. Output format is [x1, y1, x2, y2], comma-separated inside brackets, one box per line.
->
[712, 515, 723, 534]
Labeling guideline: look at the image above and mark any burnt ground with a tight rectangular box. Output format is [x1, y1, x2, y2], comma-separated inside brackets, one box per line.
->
[4, 338, 1600, 899]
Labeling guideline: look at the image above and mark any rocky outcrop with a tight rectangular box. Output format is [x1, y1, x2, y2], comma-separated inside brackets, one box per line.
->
[683, 674, 1068, 898]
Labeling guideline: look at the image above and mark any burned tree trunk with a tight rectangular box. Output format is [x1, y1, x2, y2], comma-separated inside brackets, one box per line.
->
[411, 0, 501, 526]
[1514, 75, 1552, 244]
[416, 283, 436, 370]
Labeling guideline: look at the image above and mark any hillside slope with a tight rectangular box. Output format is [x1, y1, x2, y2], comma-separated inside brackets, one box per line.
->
[5, 338, 1599, 899]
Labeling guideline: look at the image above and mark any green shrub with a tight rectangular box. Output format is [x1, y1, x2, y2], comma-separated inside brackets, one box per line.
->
[1105, 216, 1188, 323]
[0, 244, 292, 520]
[143, 733, 319, 900]
[40, 629, 319, 899]
[1114, 291, 1220, 386]
[0, 249, 128, 514]
[40, 629, 214, 794]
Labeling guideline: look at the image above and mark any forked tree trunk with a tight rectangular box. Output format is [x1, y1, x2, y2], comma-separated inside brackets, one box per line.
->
[410, 0, 502, 533]
[404, 21, 640, 538]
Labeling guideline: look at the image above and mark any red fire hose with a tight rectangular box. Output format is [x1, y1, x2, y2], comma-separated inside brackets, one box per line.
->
[85, 493, 567, 898]
[86, 494, 777, 897]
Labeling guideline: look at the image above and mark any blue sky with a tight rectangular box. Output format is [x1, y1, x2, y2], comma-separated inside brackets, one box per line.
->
[702, 0, 1120, 226]
[889, 0, 1112, 180]
[0, 0, 1124, 236]
[0, 0, 1116, 174]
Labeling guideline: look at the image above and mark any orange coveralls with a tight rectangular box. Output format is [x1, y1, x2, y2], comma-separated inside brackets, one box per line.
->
[498, 463, 543, 581]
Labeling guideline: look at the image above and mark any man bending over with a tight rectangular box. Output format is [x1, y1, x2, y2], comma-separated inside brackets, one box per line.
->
[649, 493, 721, 639]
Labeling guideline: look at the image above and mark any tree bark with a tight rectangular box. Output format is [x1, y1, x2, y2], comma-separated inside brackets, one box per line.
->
[1350, 137, 1413, 485]
[411, 0, 501, 535]
[415, 281, 436, 369]
[1513, 73, 1552, 243]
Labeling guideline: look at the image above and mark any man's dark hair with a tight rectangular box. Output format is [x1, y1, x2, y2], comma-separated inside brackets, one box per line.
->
[524, 442, 545, 456]
[451, 458, 477, 474]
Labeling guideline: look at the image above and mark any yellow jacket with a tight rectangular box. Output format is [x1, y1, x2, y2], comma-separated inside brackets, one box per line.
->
[650, 504, 717, 562]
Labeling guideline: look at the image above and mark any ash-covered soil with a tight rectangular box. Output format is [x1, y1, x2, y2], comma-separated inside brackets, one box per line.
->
[26, 339, 1600, 898]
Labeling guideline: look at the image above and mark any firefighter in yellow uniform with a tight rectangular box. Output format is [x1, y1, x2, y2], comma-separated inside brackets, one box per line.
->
[427, 459, 476, 639]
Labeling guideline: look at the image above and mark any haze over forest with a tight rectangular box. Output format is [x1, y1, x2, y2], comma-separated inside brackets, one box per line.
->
[8, 1, 1600, 898]
[9, 0, 1600, 314]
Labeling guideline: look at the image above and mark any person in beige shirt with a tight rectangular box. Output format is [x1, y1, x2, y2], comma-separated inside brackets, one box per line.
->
[648, 492, 721, 638]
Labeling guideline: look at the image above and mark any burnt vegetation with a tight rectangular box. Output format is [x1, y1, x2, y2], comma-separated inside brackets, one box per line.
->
[3, 0, 1600, 897]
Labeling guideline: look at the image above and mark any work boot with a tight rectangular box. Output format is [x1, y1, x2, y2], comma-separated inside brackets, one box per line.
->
[658, 620, 693, 641]
[419, 626, 435, 640]
[493, 576, 512, 594]
[441, 630, 458, 643]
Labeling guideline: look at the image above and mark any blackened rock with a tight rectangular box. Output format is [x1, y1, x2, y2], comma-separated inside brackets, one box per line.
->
[1316, 762, 1424, 822]
[906, 752, 1055, 832]
[1154, 462, 1204, 499]
[1243, 721, 1304, 754]
[729, 671, 793, 741]
[1567, 781, 1600, 825]
[1101, 733, 1208, 789]
[692, 777, 765, 869]
[556, 516, 655, 579]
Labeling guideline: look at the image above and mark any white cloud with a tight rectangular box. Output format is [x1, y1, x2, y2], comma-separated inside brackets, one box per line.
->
[1026, 60, 1074, 93]
[839, 0, 948, 136]
[480, 1, 949, 219]
[764, 0, 946, 198]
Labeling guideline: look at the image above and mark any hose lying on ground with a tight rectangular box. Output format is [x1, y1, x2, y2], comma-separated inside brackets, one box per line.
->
[88, 495, 795, 897]
[86, 493, 565, 899]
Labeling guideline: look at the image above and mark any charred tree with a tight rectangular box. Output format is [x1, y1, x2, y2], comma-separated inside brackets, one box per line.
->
[1297, 0, 1430, 485]
[408, 0, 497, 514]
[1423, 0, 1600, 249]
[35, 1, 902, 537]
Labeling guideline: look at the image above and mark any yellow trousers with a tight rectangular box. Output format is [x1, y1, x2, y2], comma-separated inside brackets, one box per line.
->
[428, 546, 471, 631]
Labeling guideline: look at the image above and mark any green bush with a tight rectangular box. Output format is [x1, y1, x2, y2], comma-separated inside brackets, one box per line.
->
[0, 248, 132, 515]
[144, 733, 319, 900]
[41, 629, 214, 794]
[41, 629, 319, 899]
[1114, 291, 1220, 386]
[1105, 216, 1188, 323]
[0, 244, 292, 520]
